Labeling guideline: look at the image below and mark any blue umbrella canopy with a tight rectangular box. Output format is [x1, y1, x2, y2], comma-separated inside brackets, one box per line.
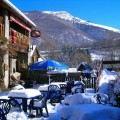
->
[29, 60, 69, 71]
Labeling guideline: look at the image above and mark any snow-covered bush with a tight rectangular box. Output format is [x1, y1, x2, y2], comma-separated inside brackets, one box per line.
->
[114, 75, 120, 95]
[99, 72, 120, 107]
[113, 73, 120, 107]
[97, 69, 120, 106]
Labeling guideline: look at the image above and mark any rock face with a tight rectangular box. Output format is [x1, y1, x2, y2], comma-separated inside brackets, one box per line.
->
[24, 11, 120, 51]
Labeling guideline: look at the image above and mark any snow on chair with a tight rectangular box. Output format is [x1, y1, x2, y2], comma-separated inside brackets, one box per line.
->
[48, 85, 63, 105]
[29, 95, 49, 117]
[94, 93, 109, 104]
[74, 88, 83, 94]
[59, 84, 67, 96]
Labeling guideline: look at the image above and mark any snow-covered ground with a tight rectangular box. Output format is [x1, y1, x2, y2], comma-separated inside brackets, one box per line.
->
[3, 93, 120, 120]
[60, 103, 120, 120]
[0, 69, 120, 120]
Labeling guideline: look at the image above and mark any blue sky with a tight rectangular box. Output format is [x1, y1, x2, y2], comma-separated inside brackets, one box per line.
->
[10, 0, 120, 29]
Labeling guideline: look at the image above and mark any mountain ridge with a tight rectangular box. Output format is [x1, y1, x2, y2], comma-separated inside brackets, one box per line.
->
[24, 11, 120, 51]
[43, 11, 120, 33]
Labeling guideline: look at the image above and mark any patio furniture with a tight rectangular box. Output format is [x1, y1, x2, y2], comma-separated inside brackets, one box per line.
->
[74, 87, 83, 94]
[10, 98, 22, 110]
[48, 85, 63, 105]
[8, 89, 41, 112]
[66, 80, 74, 93]
[0, 99, 11, 119]
[94, 93, 109, 105]
[115, 94, 120, 107]
[38, 84, 49, 96]
[72, 81, 84, 94]
[59, 84, 67, 96]
[0, 108, 7, 120]
[29, 95, 49, 117]
[64, 93, 96, 106]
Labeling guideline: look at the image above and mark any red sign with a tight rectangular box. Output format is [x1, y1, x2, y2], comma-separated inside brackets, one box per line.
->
[31, 30, 41, 37]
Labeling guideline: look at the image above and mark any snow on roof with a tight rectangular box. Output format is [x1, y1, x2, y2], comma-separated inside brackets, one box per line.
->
[77, 62, 92, 71]
[99, 68, 117, 87]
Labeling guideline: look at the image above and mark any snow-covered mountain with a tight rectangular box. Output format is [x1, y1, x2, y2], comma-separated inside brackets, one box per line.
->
[43, 11, 120, 33]
[25, 11, 120, 51]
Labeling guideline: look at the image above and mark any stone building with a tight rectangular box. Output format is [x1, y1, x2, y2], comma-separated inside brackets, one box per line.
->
[0, 0, 40, 88]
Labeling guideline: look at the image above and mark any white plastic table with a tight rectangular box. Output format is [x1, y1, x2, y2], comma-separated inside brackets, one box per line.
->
[8, 89, 41, 112]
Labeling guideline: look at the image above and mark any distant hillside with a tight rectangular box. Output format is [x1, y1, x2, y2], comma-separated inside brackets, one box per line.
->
[24, 11, 120, 52]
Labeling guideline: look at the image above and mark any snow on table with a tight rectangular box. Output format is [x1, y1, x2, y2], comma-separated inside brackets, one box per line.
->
[50, 82, 66, 87]
[0, 96, 9, 100]
[38, 84, 49, 91]
[38, 82, 67, 91]
[8, 89, 41, 98]
[60, 104, 120, 120]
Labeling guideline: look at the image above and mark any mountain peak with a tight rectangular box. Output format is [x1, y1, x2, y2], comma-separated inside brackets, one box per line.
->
[43, 11, 74, 21]
[43, 11, 120, 33]
[25, 11, 120, 51]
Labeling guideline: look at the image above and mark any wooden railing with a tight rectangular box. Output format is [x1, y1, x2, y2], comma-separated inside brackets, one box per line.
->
[28, 70, 97, 92]
[10, 29, 30, 49]
[16, 31, 29, 46]
[0, 23, 4, 36]
[83, 77, 96, 90]
[64, 76, 96, 90]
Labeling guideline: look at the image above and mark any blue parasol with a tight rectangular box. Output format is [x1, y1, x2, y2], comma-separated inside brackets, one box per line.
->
[29, 60, 69, 71]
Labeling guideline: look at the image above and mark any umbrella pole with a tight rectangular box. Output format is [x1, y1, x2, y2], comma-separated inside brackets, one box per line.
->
[48, 74, 51, 84]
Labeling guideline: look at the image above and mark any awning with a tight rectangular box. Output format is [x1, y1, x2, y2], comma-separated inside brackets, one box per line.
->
[10, 15, 31, 32]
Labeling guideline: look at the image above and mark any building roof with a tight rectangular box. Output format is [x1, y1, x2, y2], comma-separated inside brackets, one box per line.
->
[1, 0, 36, 28]
[77, 62, 92, 71]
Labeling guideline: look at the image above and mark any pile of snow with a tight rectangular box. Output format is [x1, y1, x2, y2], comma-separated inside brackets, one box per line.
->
[98, 68, 117, 94]
[12, 84, 25, 90]
[0, 88, 119, 120]
[0, 69, 120, 120]
[60, 104, 120, 120]
[90, 53, 103, 61]
[6, 101, 120, 120]
[98, 68, 119, 105]
[99, 69, 117, 85]
[64, 93, 96, 106]
[8, 111, 28, 120]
